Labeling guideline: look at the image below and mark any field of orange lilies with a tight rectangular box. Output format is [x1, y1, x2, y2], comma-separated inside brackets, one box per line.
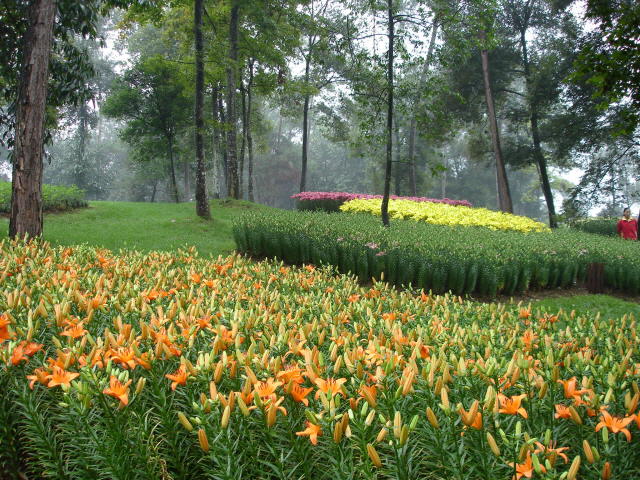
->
[0, 239, 638, 479]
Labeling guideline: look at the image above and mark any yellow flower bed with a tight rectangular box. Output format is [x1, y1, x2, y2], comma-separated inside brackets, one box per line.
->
[340, 198, 551, 233]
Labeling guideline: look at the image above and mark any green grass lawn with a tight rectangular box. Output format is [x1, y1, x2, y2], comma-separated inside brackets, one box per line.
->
[526, 294, 640, 320]
[0, 199, 269, 257]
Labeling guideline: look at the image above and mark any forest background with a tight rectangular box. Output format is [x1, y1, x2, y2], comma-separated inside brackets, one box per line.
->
[0, 0, 638, 223]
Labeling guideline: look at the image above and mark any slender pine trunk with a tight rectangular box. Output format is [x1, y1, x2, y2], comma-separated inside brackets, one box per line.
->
[300, 54, 312, 193]
[9, 0, 57, 239]
[217, 91, 229, 197]
[381, 0, 394, 227]
[225, 1, 240, 199]
[194, 0, 210, 218]
[394, 118, 401, 196]
[239, 80, 246, 199]
[168, 135, 180, 203]
[520, 30, 556, 227]
[480, 32, 512, 213]
[247, 60, 255, 202]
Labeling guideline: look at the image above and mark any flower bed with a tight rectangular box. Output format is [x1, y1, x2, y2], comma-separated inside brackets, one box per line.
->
[233, 209, 640, 296]
[340, 198, 550, 233]
[291, 191, 471, 212]
[1, 240, 638, 479]
[0, 181, 88, 213]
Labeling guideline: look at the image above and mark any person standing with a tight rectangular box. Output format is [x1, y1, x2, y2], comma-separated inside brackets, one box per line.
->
[617, 207, 638, 240]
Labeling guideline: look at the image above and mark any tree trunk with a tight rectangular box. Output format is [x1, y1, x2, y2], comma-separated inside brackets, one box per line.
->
[210, 87, 220, 199]
[183, 159, 190, 200]
[381, 0, 394, 228]
[407, 21, 438, 197]
[217, 91, 229, 197]
[168, 135, 180, 203]
[300, 55, 312, 193]
[480, 33, 513, 213]
[239, 80, 246, 199]
[194, 0, 210, 218]
[151, 180, 158, 203]
[9, 0, 56, 239]
[247, 60, 255, 202]
[520, 30, 557, 227]
[225, 0, 240, 199]
[76, 102, 88, 194]
[394, 118, 401, 196]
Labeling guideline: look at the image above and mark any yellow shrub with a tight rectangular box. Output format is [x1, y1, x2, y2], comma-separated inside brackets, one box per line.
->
[340, 198, 550, 233]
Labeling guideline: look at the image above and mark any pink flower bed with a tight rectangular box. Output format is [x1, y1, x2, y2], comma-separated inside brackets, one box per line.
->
[291, 191, 472, 207]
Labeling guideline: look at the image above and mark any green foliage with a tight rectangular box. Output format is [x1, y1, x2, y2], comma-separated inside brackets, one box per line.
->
[0, 181, 87, 214]
[233, 209, 640, 296]
[569, 217, 617, 237]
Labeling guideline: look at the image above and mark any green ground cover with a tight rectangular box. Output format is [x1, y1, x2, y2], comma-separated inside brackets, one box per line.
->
[0, 199, 268, 257]
[527, 294, 640, 320]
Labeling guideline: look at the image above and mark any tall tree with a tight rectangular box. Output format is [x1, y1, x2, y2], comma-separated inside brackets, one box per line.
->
[226, 0, 241, 199]
[380, 0, 395, 227]
[479, 30, 512, 212]
[504, 0, 557, 227]
[103, 56, 191, 203]
[194, 0, 210, 218]
[9, 0, 56, 238]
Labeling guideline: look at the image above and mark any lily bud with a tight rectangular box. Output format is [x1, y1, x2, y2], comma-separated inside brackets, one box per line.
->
[366, 443, 382, 468]
[177, 412, 193, 432]
[426, 407, 439, 429]
[198, 428, 209, 452]
[567, 455, 581, 480]
[221, 405, 231, 429]
[486, 432, 500, 456]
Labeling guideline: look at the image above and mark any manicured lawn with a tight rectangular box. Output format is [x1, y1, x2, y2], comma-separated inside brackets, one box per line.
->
[0, 199, 270, 257]
[527, 294, 640, 320]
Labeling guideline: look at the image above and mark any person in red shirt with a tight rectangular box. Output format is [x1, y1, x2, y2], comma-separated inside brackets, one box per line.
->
[617, 207, 638, 240]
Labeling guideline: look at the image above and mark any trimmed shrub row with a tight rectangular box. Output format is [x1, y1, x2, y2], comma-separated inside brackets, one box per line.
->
[233, 210, 640, 296]
[570, 217, 618, 237]
[0, 181, 88, 214]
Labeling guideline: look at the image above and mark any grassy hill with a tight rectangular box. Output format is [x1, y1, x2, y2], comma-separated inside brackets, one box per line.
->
[0, 199, 269, 257]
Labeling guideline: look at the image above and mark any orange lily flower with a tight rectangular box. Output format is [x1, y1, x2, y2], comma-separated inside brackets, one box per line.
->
[554, 404, 572, 419]
[296, 421, 322, 445]
[314, 377, 347, 399]
[61, 322, 88, 339]
[0, 313, 13, 342]
[509, 452, 545, 479]
[165, 365, 190, 390]
[26, 368, 50, 389]
[111, 347, 137, 369]
[22, 342, 43, 356]
[534, 441, 569, 466]
[10, 344, 28, 366]
[359, 384, 378, 408]
[557, 377, 588, 401]
[595, 410, 635, 442]
[497, 393, 528, 418]
[103, 375, 133, 406]
[290, 384, 313, 406]
[276, 365, 306, 384]
[47, 366, 80, 388]
[254, 378, 282, 398]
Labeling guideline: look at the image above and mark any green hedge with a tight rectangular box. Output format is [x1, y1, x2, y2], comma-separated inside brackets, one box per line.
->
[570, 217, 618, 237]
[233, 210, 640, 296]
[0, 181, 88, 214]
